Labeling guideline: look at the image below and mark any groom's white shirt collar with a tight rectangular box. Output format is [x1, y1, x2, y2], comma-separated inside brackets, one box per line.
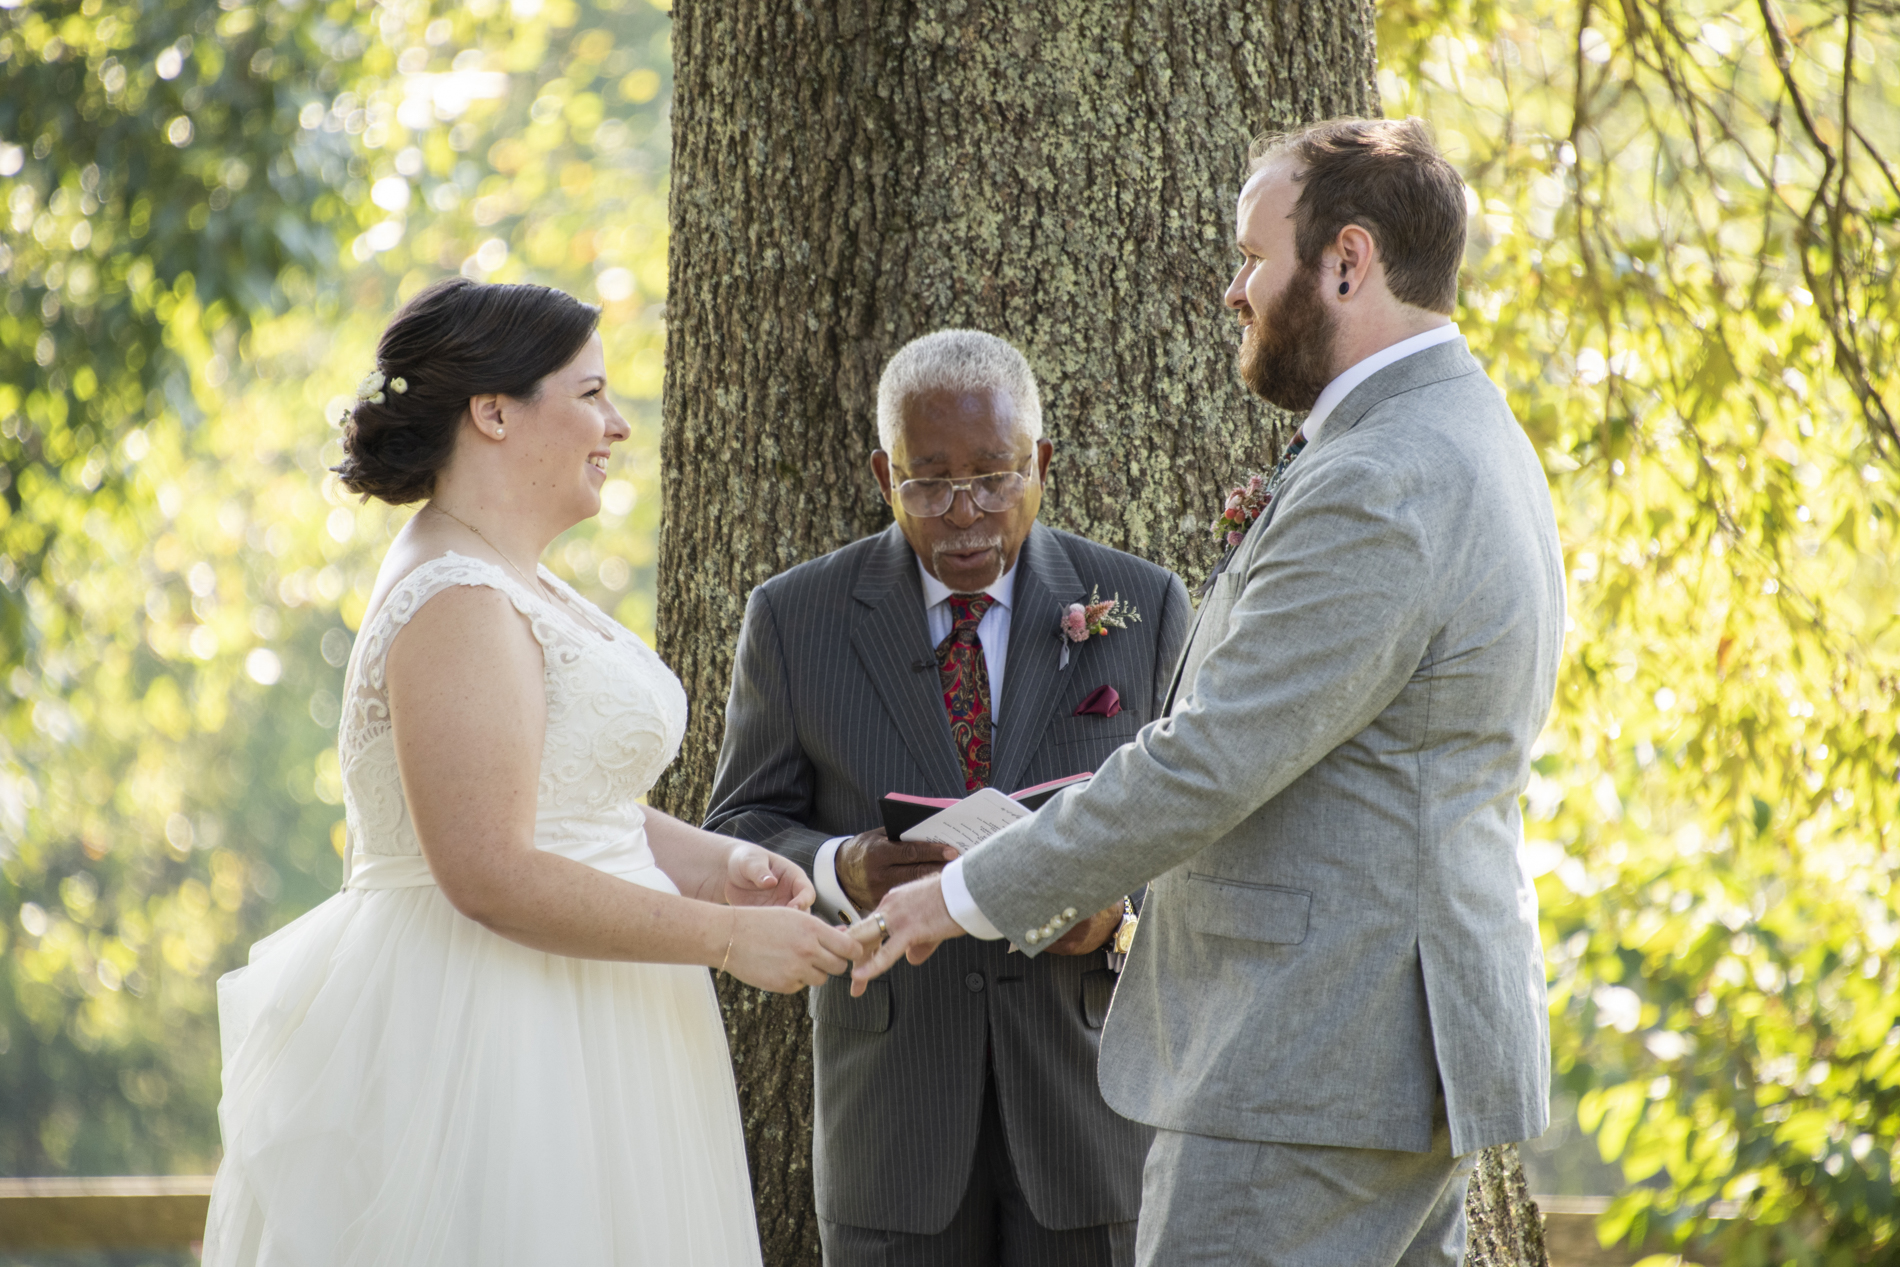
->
[941, 322, 1464, 946]
[1301, 323, 1461, 447]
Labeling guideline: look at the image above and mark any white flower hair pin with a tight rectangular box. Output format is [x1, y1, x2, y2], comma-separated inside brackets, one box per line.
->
[354, 368, 408, 406]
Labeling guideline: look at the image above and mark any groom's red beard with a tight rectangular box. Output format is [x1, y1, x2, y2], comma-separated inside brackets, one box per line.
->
[1238, 260, 1338, 413]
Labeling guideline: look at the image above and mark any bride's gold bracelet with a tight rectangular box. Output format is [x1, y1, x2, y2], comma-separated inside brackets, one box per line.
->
[718, 907, 736, 975]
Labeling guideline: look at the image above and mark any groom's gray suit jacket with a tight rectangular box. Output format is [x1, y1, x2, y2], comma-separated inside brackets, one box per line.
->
[705, 522, 1191, 1234]
[964, 338, 1564, 1158]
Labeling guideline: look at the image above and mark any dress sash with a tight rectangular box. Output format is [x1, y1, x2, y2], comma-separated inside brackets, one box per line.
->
[347, 852, 438, 889]
[346, 830, 679, 895]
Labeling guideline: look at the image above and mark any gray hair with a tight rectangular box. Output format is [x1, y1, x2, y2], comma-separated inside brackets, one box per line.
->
[874, 329, 1044, 453]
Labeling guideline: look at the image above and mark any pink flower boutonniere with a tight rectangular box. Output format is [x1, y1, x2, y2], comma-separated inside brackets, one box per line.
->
[1060, 586, 1142, 644]
[1213, 473, 1271, 547]
[1211, 435, 1308, 549]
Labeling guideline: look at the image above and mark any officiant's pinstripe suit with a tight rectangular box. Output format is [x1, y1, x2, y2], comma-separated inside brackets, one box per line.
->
[706, 521, 1191, 1260]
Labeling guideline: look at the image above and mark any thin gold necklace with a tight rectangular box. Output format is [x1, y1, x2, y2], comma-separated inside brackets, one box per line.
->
[430, 503, 545, 596]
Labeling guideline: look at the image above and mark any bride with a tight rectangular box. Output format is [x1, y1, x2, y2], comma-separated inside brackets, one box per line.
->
[203, 277, 861, 1266]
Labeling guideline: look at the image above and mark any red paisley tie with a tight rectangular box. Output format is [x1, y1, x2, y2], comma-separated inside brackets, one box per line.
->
[938, 594, 995, 791]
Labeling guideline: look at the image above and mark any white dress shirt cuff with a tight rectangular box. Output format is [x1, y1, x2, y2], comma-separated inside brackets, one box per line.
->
[940, 855, 1005, 940]
[813, 837, 860, 925]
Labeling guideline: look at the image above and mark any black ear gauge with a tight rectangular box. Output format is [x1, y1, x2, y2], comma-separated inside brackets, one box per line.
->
[1339, 281, 1350, 296]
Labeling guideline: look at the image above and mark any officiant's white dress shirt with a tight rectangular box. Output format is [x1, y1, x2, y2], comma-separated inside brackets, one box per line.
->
[940, 323, 1463, 940]
[812, 559, 1016, 922]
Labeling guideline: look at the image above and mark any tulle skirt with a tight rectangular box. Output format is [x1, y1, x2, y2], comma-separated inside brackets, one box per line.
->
[203, 883, 763, 1267]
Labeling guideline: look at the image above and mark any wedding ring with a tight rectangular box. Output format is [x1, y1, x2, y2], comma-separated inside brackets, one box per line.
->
[871, 911, 890, 942]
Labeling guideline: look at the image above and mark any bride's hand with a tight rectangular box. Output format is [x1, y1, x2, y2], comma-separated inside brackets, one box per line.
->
[724, 907, 863, 993]
[724, 843, 816, 911]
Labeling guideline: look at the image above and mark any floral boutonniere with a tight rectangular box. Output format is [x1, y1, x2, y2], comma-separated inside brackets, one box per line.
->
[1060, 586, 1142, 643]
[1211, 434, 1308, 549]
[1212, 472, 1271, 548]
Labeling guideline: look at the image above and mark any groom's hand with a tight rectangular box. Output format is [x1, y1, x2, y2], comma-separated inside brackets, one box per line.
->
[849, 873, 965, 995]
[837, 829, 959, 913]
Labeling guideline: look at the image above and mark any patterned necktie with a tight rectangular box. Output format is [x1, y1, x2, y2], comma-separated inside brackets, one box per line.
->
[937, 594, 995, 791]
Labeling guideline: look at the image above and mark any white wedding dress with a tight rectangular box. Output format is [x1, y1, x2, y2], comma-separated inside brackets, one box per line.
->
[204, 553, 763, 1267]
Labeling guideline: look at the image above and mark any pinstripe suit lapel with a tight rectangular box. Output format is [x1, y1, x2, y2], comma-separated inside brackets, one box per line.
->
[990, 524, 1080, 796]
[850, 526, 968, 797]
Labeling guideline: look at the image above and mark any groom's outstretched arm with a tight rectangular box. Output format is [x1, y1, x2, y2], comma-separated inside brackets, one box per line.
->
[703, 586, 831, 875]
[965, 453, 1438, 947]
[855, 452, 1438, 985]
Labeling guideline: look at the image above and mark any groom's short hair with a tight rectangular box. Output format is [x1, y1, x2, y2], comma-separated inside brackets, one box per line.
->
[1251, 117, 1467, 315]
[875, 329, 1044, 453]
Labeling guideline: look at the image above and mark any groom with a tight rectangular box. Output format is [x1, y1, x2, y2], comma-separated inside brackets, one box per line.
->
[705, 329, 1192, 1265]
[856, 118, 1566, 1266]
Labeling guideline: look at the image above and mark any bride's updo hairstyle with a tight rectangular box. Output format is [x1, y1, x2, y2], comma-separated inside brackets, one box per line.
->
[333, 277, 600, 504]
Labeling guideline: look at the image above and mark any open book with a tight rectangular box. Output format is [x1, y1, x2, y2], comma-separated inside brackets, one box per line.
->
[880, 772, 1093, 852]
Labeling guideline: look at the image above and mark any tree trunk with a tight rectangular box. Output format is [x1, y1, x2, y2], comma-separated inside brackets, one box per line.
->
[1466, 1143, 1552, 1267]
[655, 3, 1546, 1264]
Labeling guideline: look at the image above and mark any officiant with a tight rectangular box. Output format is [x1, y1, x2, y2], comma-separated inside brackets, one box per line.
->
[705, 329, 1191, 1266]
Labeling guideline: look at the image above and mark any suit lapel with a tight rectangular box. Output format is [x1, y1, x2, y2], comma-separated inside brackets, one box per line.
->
[1166, 494, 1279, 712]
[1162, 341, 1484, 715]
[850, 526, 967, 797]
[990, 524, 1081, 795]
[1161, 609, 1206, 715]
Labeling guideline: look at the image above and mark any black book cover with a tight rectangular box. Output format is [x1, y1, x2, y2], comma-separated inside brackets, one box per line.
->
[879, 795, 946, 840]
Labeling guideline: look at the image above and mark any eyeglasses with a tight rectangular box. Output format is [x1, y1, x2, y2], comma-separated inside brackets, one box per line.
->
[894, 468, 1034, 518]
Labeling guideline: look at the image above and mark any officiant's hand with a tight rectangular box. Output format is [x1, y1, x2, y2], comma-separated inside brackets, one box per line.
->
[724, 843, 817, 911]
[849, 874, 965, 994]
[837, 829, 959, 914]
[1043, 902, 1121, 955]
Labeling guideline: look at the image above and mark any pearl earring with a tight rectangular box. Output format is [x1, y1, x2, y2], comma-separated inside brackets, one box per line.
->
[495, 427, 505, 439]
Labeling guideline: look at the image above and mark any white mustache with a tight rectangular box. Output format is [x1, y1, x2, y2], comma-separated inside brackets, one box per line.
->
[933, 535, 1002, 559]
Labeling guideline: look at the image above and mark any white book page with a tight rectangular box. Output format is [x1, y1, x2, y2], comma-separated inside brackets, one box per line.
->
[898, 787, 1031, 851]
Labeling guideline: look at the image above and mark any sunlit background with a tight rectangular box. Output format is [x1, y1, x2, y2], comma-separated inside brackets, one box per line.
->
[2, 0, 1896, 1262]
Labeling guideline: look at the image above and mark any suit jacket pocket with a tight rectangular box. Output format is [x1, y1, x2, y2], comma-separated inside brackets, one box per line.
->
[809, 975, 891, 1033]
[1081, 968, 1116, 1029]
[1047, 715, 1142, 749]
[1184, 872, 1311, 945]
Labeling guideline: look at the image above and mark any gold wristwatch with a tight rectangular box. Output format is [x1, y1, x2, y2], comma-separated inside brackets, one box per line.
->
[1113, 896, 1139, 955]
[1106, 896, 1138, 971]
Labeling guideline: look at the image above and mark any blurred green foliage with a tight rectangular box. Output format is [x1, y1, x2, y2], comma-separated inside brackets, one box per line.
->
[0, 0, 672, 1178]
[1383, 0, 1900, 1262]
[1, 0, 1896, 1263]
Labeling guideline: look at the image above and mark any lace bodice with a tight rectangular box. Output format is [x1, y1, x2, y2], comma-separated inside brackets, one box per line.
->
[338, 552, 688, 882]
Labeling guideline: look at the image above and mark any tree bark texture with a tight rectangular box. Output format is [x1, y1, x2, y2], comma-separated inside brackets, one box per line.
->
[1466, 1144, 1553, 1267]
[655, 3, 1544, 1264]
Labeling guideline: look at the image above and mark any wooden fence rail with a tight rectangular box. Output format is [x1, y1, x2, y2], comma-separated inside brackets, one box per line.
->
[0, 1176, 212, 1251]
[0, 1182, 1712, 1264]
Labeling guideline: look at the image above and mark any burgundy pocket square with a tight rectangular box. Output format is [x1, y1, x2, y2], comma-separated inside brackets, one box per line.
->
[1074, 685, 1122, 718]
